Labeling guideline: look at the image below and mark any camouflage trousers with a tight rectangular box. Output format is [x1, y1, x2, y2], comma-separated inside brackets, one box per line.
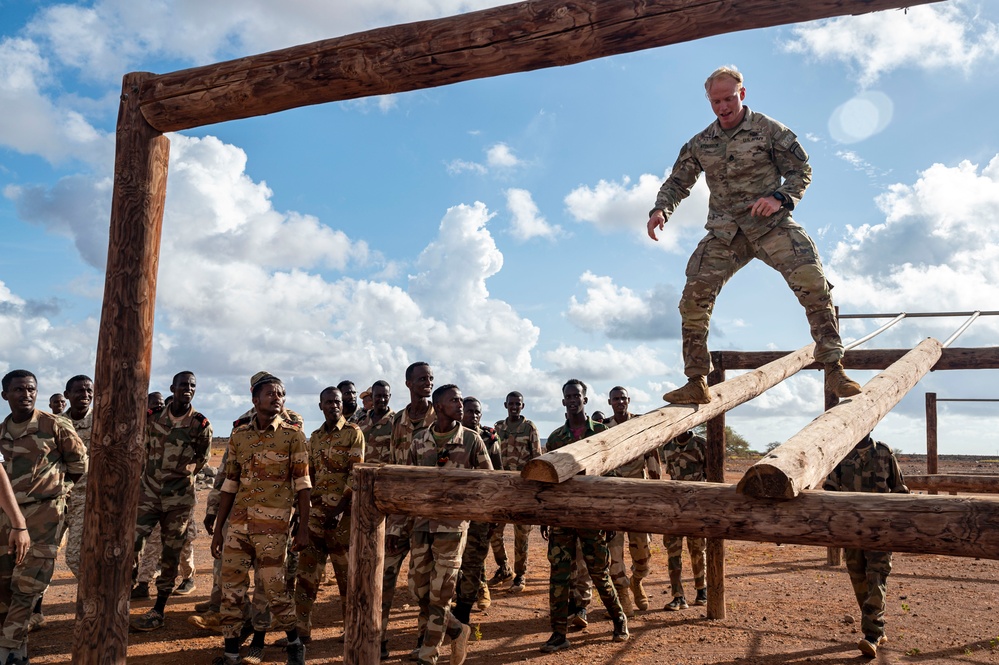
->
[409, 530, 467, 665]
[845, 548, 892, 640]
[293, 509, 350, 635]
[0, 498, 63, 650]
[62, 475, 87, 577]
[456, 521, 495, 607]
[133, 497, 194, 598]
[666, 535, 706, 597]
[136, 507, 197, 585]
[490, 523, 531, 576]
[209, 519, 270, 630]
[680, 224, 844, 377]
[219, 525, 296, 639]
[547, 527, 623, 634]
[609, 531, 651, 593]
[381, 524, 413, 636]
[571, 545, 593, 609]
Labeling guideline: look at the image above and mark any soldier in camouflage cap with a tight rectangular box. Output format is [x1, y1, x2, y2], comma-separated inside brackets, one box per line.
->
[661, 430, 708, 610]
[0, 370, 83, 665]
[823, 433, 908, 658]
[648, 66, 861, 405]
[129, 371, 213, 633]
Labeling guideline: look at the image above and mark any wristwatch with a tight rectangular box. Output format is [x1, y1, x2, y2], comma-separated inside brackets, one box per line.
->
[771, 191, 792, 209]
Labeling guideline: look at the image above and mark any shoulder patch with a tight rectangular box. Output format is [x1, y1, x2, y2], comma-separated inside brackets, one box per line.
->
[192, 411, 210, 429]
[233, 415, 253, 428]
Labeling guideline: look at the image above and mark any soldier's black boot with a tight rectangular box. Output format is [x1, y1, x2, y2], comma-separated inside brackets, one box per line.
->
[452, 600, 473, 625]
[380, 640, 389, 661]
[285, 640, 305, 665]
[612, 616, 630, 642]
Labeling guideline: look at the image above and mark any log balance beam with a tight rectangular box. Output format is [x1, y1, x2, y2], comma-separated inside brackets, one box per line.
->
[907, 475, 999, 494]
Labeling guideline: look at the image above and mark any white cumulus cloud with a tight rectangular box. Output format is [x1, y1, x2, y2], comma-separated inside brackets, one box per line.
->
[506, 188, 562, 240]
[565, 272, 680, 341]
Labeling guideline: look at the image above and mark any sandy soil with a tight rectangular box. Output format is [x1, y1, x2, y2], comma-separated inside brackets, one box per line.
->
[27, 455, 999, 664]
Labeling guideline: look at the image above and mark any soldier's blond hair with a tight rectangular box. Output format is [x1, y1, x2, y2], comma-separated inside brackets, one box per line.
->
[704, 66, 743, 92]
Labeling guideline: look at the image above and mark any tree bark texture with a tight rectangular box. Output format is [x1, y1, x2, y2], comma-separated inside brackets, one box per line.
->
[345, 466, 385, 665]
[713, 347, 999, 371]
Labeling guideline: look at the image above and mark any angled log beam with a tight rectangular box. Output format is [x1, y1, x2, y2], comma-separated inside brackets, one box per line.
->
[365, 465, 999, 559]
[522, 345, 815, 483]
[907, 475, 999, 494]
[738, 338, 944, 499]
[138, 0, 943, 132]
[713, 346, 999, 371]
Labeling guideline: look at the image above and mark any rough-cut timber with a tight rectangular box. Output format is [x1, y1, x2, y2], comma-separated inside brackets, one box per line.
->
[138, 0, 943, 132]
[738, 338, 944, 499]
[926, 392, 939, 496]
[522, 345, 815, 483]
[72, 72, 168, 665]
[712, 347, 999, 371]
[368, 467, 999, 559]
[345, 466, 385, 665]
[907, 475, 999, 494]
[705, 368, 726, 620]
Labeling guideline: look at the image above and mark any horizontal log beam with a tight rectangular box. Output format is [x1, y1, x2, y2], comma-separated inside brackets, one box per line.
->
[366, 465, 999, 559]
[738, 338, 943, 499]
[908, 474, 999, 494]
[138, 0, 943, 132]
[712, 346, 999, 371]
[522, 345, 815, 483]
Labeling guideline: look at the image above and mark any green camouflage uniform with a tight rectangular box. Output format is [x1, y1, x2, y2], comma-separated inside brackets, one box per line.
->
[380, 404, 435, 636]
[63, 408, 91, 577]
[456, 425, 502, 608]
[388, 423, 491, 664]
[0, 410, 86, 652]
[605, 414, 653, 596]
[218, 410, 311, 639]
[490, 416, 541, 576]
[544, 419, 624, 634]
[359, 409, 395, 464]
[653, 107, 844, 377]
[293, 416, 364, 635]
[661, 432, 707, 597]
[823, 437, 907, 642]
[133, 405, 212, 599]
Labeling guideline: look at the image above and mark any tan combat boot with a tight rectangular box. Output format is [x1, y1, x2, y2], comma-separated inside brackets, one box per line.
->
[662, 376, 711, 404]
[616, 583, 635, 618]
[825, 361, 862, 398]
[476, 580, 491, 610]
[630, 576, 649, 611]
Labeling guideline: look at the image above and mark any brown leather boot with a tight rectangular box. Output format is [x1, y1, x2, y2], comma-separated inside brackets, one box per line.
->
[662, 376, 711, 404]
[825, 361, 861, 398]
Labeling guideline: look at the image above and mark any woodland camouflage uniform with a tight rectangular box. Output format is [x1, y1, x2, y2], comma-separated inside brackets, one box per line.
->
[661, 431, 707, 598]
[490, 416, 541, 577]
[455, 425, 502, 614]
[62, 407, 91, 577]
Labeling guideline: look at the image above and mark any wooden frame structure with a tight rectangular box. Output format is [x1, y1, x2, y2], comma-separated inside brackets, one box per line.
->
[79, 0, 951, 662]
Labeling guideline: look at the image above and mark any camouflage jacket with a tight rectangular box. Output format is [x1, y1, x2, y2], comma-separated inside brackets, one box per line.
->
[360, 409, 395, 465]
[477, 425, 503, 471]
[388, 403, 435, 465]
[222, 409, 311, 535]
[661, 432, 706, 482]
[0, 410, 87, 505]
[605, 413, 657, 479]
[493, 416, 541, 471]
[70, 408, 93, 453]
[546, 418, 607, 452]
[388, 423, 492, 536]
[207, 406, 254, 515]
[823, 437, 908, 495]
[141, 404, 213, 504]
[654, 107, 811, 244]
[307, 416, 364, 513]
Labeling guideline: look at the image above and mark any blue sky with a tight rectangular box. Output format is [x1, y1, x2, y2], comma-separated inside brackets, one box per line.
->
[2, 0, 999, 455]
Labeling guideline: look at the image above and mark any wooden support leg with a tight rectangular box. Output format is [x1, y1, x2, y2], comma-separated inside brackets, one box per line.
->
[705, 367, 726, 620]
[345, 466, 385, 665]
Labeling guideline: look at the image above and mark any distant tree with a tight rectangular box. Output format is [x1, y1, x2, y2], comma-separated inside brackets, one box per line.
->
[765, 441, 781, 453]
[691, 423, 755, 457]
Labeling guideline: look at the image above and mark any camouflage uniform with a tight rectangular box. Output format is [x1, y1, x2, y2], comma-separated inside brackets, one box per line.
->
[0, 411, 86, 652]
[380, 405, 435, 636]
[388, 423, 491, 664]
[544, 419, 624, 634]
[604, 414, 653, 597]
[661, 432, 707, 597]
[133, 405, 212, 599]
[490, 416, 541, 576]
[218, 410, 311, 639]
[293, 416, 364, 636]
[135, 516, 197, 584]
[455, 426, 503, 610]
[653, 107, 844, 377]
[823, 437, 908, 642]
[359, 409, 395, 465]
[63, 408, 92, 577]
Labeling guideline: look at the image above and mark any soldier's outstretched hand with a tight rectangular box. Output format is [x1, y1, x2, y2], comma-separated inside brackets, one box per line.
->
[647, 211, 666, 241]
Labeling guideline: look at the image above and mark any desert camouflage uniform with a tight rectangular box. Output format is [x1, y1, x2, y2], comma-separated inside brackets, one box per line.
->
[604, 414, 654, 596]
[490, 416, 541, 576]
[653, 107, 844, 377]
[135, 516, 197, 584]
[63, 408, 92, 577]
[661, 432, 707, 597]
[456, 425, 502, 609]
[218, 410, 311, 639]
[544, 419, 624, 634]
[293, 416, 364, 635]
[133, 405, 212, 599]
[359, 409, 395, 465]
[380, 405, 435, 636]
[823, 436, 908, 642]
[388, 423, 491, 664]
[0, 410, 86, 652]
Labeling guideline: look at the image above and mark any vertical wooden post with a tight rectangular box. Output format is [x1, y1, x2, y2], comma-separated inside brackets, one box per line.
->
[345, 465, 386, 665]
[825, 367, 841, 566]
[72, 72, 169, 664]
[705, 366, 726, 620]
[926, 392, 938, 495]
